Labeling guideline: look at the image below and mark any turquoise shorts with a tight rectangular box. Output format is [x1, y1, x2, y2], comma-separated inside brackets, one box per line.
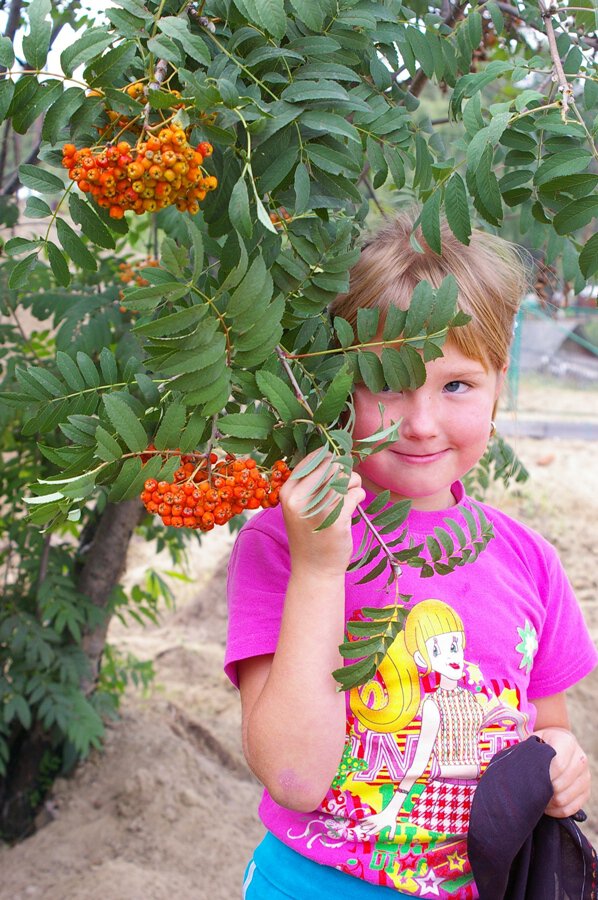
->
[243, 832, 412, 899]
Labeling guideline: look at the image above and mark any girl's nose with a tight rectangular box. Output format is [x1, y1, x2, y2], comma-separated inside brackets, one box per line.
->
[395, 392, 439, 441]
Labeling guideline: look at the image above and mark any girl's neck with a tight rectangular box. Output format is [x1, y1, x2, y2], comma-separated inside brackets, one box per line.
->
[358, 474, 458, 512]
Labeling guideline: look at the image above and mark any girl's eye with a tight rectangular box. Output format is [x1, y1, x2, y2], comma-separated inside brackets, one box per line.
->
[444, 381, 468, 394]
[451, 638, 458, 653]
[432, 641, 439, 657]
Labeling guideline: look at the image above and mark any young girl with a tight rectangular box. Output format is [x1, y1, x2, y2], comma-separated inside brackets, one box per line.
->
[225, 214, 597, 899]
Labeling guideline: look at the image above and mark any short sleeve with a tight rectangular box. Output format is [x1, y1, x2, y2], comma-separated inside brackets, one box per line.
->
[527, 547, 598, 699]
[224, 519, 291, 688]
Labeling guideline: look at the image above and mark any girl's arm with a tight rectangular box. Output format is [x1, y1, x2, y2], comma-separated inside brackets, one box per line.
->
[238, 451, 366, 813]
[531, 692, 591, 818]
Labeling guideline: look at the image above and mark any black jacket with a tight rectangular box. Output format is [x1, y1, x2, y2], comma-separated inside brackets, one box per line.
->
[468, 736, 597, 899]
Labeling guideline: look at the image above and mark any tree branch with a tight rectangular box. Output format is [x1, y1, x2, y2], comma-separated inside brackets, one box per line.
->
[539, 0, 574, 118]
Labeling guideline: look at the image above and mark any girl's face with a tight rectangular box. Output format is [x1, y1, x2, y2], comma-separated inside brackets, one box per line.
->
[353, 341, 506, 510]
[424, 631, 465, 680]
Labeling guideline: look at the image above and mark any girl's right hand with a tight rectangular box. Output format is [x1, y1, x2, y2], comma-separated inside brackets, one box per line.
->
[279, 449, 366, 579]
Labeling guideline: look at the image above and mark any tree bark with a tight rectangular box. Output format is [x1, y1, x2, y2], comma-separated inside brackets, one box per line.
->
[78, 499, 144, 695]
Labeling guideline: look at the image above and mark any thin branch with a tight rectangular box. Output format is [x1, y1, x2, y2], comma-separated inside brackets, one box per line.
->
[363, 175, 389, 219]
[275, 345, 314, 416]
[275, 345, 404, 583]
[539, 0, 575, 118]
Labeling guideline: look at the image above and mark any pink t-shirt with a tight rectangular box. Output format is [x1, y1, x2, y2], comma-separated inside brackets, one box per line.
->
[225, 482, 597, 899]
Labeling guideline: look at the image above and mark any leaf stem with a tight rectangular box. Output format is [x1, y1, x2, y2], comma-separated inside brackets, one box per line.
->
[283, 328, 450, 360]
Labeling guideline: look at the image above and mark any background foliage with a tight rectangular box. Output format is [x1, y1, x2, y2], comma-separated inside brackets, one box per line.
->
[0, 0, 596, 837]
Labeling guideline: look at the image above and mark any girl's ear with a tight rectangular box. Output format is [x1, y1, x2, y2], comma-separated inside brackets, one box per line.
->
[494, 361, 508, 401]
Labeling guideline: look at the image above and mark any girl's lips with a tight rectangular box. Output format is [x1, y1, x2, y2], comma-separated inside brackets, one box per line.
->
[391, 449, 448, 464]
[449, 662, 461, 670]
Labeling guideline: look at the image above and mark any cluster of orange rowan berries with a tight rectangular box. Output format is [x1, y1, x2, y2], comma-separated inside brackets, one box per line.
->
[61, 129, 217, 219]
[118, 257, 159, 287]
[269, 207, 292, 228]
[140, 452, 292, 531]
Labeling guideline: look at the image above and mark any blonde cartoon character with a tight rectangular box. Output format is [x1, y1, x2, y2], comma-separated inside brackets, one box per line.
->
[349, 599, 491, 841]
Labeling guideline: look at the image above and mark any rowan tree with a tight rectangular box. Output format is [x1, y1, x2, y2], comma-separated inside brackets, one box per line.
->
[0, 0, 595, 838]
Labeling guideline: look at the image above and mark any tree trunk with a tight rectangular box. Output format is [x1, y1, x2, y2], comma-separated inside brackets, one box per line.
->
[0, 500, 143, 841]
[78, 499, 143, 695]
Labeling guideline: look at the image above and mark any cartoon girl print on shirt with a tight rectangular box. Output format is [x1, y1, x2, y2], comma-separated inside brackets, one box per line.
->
[347, 599, 527, 841]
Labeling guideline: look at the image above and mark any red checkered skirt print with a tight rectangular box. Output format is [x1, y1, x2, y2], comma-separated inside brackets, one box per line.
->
[410, 778, 477, 835]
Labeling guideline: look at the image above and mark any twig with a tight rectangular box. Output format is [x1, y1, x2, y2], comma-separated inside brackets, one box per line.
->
[539, 0, 575, 118]
[275, 345, 314, 416]
[275, 346, 403, 582]
[356, 503, 402, 580]
[363, 175, 389, 219]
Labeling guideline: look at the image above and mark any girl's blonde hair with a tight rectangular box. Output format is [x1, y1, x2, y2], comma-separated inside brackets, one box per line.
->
[350, 599, 465, 734]
[330, 212, 528, 372]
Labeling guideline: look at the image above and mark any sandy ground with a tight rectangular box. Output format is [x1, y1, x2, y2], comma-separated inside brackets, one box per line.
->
[2, 405, 598, 898]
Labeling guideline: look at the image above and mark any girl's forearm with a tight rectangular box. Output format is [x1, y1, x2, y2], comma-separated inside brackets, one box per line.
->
[244, 568, 348, 812]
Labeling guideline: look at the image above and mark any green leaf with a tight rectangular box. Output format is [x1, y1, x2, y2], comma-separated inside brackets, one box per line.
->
[334, 317, 355, 349]
[382, 306, 407, 342]
[281, 80, 350, 104]
[356, 308, 380, 343]
[229, 178, 253, 239]
[401, 344, 427, 389]
[314, 364, 353, 425]
[8, 253, 39, 289]
[56, 218, 97, 271]
[99, 348, 118, 384]
[301, 111, 360, 145]
[12, 79, 63, 134]
[95, 425, 123, 463]
[404, 280, 434, 339]
[357, 351, 385, 393]
[22, 0, 52, 69]
[24, 196, 52, 219]
[290, 444, 329, 480]
[154, 402, 186, 450]
[421, 191, 442, 255]
[103, 394, 148, 453]
[288, 0, 324, 30]
[69, 195, 116, 249]
[42, 87, 85, 144]
[294, 162, 310, 216]
[553, 197, 598, 235]
[406, 25, 435, 78]
[250, 0, 287, 39]
[445, 173, 471, 245]
[384, 147, 406, 191]
[55, 351, 86, 391]
[46, 241, 70, 287]
[158, 16, 211, 65]
[60, 28, 114, 78]
[84, 41, 138, 88]
[255, 370, 305, 421]
[76, 352, 100, 388]
[381, 347, 409, 392]
[18, 164, 64, 194]
[0, 36, 15, 68]
[0, 80, 15, 123]
[534, 149, 593, 187]
[579, 233, 598, 278]
[218, 411, 276, 440]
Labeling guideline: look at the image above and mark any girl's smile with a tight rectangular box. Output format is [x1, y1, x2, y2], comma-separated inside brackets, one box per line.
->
[353, 341, 507, 511]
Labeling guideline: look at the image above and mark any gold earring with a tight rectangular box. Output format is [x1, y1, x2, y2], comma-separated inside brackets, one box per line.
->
[489, 420, 496, 438]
